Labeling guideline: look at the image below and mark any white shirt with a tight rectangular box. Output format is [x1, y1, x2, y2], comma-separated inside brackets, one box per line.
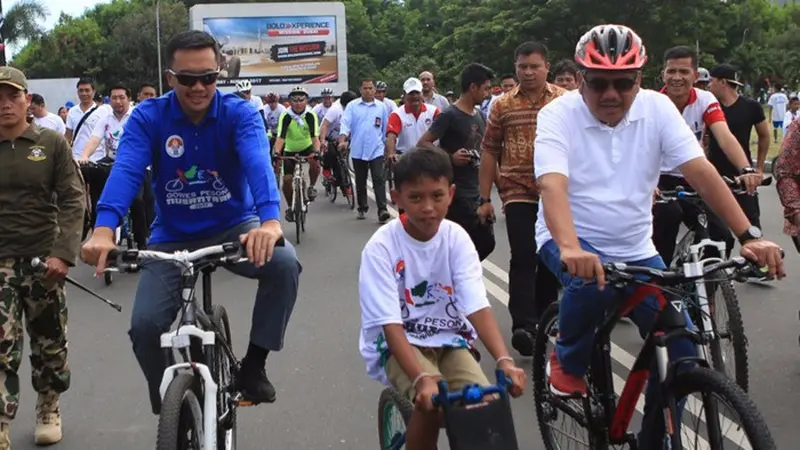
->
[660, 87, 726, 177]
[534, 90, 705, 261]
[90, 107, 133, 160]
[768, 92, 789, 122]
[381, 97, 398, 113]
[784, 110, 800, 135]
[66, 103, 110, 161]
[312, 103, 331, 125]
[33, 112, 66, 135]
[263, 103, 286, 135]
[249, 95, 264, 111]
[359, 218, 489, 384]
[322, 100, 344, 140]
[387, 104, 439, 154]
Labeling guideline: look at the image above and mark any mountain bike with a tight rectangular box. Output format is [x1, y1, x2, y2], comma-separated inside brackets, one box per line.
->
[274, 154, 319, 245]
[378, 369, 519, 450]
[656, 176, 772, 392]
[104, 239, 285, 450]
[533, 256, 778, 450]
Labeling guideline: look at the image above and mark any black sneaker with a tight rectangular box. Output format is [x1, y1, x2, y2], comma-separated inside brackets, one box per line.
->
[236, 366, 276, 404]
[378, 210, 391, 224]
[285, 209, 295, 222]
[308, 186, 318, 201]
[511, 328, 535, 357]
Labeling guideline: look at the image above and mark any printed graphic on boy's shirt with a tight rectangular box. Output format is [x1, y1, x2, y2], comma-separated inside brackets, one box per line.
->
[164, 164, 232, 210]
[374, 332, 390, 369]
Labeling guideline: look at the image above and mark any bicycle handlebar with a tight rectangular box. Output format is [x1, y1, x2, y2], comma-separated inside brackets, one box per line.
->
[602, 252, 783, 286]
[272, 154, 321, 162]
[656, 176, 772, 203]
[105, 238, 286, 273]
[432, 369, 512, 407]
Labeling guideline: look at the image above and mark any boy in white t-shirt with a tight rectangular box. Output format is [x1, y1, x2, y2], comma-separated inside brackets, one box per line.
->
[359, 147, 525, 449]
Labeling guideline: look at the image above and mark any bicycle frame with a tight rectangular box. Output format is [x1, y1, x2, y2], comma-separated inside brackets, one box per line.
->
[157, 259, 221, 450]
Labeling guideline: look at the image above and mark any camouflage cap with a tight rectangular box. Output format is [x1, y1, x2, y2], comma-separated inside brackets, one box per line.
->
[0, 66, 27, 91]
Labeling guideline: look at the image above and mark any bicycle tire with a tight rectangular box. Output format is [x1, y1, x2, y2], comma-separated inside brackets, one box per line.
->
[706, 270, 749, 393]
[293, 181, 302, 244]
[104, 271, 113, 286]
[533, 302, 601, 450]
[666, 368, 775, 449]
[211, 305, 237, 450]
[156, 373, 205, 450]
[341, 165, 355, 210]
[377, 388, 413, 450]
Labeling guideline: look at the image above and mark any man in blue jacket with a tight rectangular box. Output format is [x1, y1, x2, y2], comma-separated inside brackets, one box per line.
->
[81, 30, 301, 414]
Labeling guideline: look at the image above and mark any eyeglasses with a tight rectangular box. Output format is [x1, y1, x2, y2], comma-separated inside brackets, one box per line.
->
[167, 70, 220, 87]
[584, 75, 637, 93]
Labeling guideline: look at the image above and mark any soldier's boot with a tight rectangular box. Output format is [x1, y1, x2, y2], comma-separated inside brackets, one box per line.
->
[34, 392, 61, 445]
[0, 420, 10, 450]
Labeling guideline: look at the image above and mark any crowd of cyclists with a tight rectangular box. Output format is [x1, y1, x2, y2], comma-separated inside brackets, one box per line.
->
[3, 16, 796, 449]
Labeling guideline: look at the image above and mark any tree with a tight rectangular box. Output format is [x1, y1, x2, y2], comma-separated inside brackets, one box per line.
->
[1, 0, 48, 64]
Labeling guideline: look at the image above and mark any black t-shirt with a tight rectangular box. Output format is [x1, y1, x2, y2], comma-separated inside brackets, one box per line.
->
[707, 95, 766, 177]
[427, 105, 485, 200]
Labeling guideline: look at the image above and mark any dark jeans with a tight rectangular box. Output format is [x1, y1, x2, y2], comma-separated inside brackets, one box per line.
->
[504, 202, 561, 332]
[446, 196, 495, 261]
[323, 141, 345, 188]
[128, 218, 302, 414]
[353, 156, 386, 214]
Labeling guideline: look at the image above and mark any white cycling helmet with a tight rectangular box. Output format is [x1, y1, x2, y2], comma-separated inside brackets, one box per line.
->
[321, 87, 334, 96]
[235, 79, 252, 93]
[697, 67, 711, 83]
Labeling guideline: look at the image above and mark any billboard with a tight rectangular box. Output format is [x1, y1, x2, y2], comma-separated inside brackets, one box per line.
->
[189, 3, 347, 97]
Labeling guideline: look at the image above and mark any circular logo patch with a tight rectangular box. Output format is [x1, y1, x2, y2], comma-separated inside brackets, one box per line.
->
[165, 135, 184, 158]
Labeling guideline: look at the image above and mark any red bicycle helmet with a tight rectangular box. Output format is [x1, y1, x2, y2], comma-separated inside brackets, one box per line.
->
[575, 24, 647, 71]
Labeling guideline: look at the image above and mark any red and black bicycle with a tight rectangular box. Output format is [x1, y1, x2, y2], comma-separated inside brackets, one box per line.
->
[533, 257, 777, 450]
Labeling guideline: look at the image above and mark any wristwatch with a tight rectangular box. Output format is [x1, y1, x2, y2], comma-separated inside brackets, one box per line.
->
[479, 197, 491, 206]
[737, 226, 762, 245]
[740, 167, 757, 175]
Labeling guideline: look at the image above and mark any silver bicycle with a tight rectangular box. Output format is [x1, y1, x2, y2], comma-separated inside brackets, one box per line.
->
[275, 154, 319, 244]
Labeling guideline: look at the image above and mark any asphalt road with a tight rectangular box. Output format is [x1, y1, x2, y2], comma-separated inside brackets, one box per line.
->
[8, 180, 800, 449]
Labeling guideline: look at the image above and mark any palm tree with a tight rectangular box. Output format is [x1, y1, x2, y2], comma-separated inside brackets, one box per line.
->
[0, 0, 48, 64]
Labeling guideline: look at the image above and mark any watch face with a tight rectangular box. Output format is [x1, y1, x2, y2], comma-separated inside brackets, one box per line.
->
[750, 226, 762, 239]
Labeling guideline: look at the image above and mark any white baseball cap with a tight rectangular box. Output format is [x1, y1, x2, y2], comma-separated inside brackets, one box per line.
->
[403, 77, 423, 94]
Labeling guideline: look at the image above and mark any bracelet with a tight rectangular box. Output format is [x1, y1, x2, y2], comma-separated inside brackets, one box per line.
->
[496, 356, 514, 367]
[411, 372, 434, 390]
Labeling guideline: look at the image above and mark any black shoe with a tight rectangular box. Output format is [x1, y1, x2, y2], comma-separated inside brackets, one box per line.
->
[236, 366, 276, 404]
[285, 209, 295, 222]
[378, 210, 391, 224]
[357, 210, 366, 220]
[511, 328, 535, 357]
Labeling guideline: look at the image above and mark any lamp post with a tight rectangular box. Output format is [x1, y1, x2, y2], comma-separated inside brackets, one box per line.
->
[156, 0, 163, 95]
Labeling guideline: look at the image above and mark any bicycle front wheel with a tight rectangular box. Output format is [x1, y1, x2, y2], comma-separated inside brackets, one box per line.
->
[378, 388, 412, 450]
[667, 367, 775, 449]
[706, 270, 749, 392]
[156, 373, 205, 450]
[293, 181, 302, 244]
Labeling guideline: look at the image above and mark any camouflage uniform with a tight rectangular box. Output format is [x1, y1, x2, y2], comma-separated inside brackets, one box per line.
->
[0, 66, 86, 447]
[0, 259, 70, 419]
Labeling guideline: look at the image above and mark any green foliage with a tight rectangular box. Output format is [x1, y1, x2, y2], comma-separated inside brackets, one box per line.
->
[8, 0, 800, 93]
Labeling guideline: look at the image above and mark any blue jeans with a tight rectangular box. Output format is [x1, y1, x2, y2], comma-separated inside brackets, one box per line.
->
[539, 238, 696, 447]
[128, 218, 302, 414]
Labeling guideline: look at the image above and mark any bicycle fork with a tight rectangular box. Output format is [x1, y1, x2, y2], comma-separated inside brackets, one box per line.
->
[683, 239, 727, 360]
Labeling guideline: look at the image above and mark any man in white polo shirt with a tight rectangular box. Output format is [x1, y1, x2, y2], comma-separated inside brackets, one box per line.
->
[534, 24, 784, 447]
[386, 77, 439, 160]
[29, 94, 66, 135]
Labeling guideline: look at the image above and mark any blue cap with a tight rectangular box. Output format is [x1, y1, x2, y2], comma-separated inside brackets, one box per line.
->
[104, 96, 109, 103]
[65, 101, 75, 108]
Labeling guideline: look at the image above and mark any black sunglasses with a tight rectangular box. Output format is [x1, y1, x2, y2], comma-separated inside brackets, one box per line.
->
[584, 76, 637, 93]
[168, 70, 220, 87]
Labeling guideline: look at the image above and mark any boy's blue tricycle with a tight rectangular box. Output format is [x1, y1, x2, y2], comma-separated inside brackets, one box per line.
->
[377, 369, 519, 450]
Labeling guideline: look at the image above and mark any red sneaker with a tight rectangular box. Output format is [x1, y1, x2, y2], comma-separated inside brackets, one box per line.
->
[547, 350, 587, 396]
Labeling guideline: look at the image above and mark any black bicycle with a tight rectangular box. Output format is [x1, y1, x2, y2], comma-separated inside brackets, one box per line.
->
[323, 142, 355, 210]
[656, 176, 771, 392]
[104, 239, 285, 450]
[384, 154, 396, 203]
[534, 257, 777, 450]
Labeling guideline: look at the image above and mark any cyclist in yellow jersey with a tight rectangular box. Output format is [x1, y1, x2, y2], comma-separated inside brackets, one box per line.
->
[273, 86, 321, 222]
